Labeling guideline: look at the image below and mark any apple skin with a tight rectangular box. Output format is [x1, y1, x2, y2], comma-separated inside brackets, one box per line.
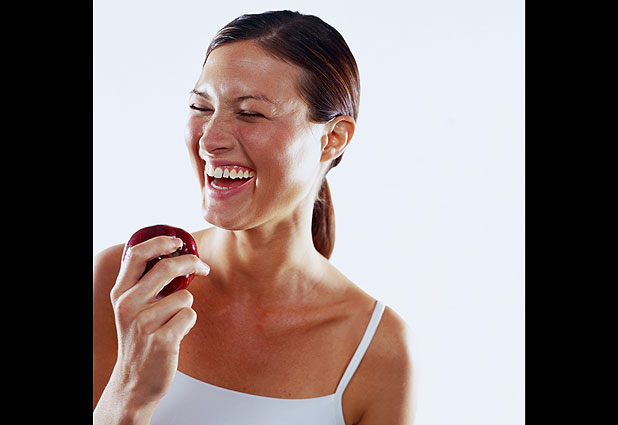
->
[123, 224, 199, 298]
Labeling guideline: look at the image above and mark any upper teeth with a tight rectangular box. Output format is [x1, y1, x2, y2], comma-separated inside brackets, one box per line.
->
[206, 165, 255, 179]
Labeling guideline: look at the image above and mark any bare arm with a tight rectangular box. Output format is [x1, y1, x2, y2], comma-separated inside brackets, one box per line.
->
[93, 244, 123, 410]
[93, 238, 210, 424]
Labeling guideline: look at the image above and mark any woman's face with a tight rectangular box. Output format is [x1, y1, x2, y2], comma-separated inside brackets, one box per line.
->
[185, 41, 327, 231]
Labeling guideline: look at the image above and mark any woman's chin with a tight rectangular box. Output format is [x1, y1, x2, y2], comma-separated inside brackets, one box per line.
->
[201, 204, 250, 231]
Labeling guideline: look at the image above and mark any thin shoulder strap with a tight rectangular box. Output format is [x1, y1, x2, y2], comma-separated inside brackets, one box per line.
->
[335, 300, 386, 395]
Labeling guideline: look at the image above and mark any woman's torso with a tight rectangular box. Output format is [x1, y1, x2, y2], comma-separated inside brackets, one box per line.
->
[177, 278, 375, 397]
[177, 228, 378, 399]
[93, 228, 386, 423]
[151, 298, 387, 425]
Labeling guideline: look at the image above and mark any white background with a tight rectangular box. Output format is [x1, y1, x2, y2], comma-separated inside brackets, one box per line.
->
[93, 0, 524, 423]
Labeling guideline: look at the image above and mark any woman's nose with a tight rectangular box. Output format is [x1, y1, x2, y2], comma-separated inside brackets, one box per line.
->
[199, 114, 234, 156]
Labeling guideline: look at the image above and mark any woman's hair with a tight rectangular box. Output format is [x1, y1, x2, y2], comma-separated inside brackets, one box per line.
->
[204, 10, 360, 259]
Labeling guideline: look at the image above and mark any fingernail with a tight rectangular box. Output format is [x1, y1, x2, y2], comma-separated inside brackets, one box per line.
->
[200, 261, 210, 274]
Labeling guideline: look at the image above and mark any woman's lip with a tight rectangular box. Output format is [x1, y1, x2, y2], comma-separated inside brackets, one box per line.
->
[199, 153, 256, 172]
[204, 172, 255, 199]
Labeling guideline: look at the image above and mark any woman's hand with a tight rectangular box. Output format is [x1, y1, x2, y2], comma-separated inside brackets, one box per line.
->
[94, 235, 210, 424]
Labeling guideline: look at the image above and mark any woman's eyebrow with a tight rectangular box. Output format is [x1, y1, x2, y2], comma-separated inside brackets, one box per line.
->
[235, 94, 276, 105]
[189, 89, 276, 105]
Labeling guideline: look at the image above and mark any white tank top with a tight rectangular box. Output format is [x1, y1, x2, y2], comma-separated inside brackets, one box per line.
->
[150, 300, 386, 425]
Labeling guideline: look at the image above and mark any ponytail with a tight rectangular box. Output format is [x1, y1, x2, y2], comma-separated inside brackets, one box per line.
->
[312, 178, 336, 259]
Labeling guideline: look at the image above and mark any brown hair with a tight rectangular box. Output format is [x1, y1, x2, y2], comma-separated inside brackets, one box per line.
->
[204, 10, 360, 258]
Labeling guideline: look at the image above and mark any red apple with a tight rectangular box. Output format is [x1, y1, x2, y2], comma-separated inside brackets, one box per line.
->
[123, 224, 199, 298]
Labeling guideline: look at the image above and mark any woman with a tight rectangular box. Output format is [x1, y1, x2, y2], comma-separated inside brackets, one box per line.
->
[93, 10, 416, 424]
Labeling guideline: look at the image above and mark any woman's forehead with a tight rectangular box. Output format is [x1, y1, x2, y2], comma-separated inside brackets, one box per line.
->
[196, 41, 303, 105]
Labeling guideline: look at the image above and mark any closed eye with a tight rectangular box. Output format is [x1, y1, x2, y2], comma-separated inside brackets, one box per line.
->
[190, 104, 212, 112]
[239, 111, 264, 118]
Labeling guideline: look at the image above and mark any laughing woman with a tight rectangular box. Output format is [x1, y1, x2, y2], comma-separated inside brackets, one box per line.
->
[93, 10, 416, 425]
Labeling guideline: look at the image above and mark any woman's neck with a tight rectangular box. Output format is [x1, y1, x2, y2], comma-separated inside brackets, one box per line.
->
[200, 212, 328, 303]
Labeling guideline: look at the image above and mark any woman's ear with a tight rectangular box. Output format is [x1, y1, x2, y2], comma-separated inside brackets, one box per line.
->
[320, 115, 355, 162]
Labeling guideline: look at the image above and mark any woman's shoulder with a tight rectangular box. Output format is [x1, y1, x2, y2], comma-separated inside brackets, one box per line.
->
[372, 305, 414, 369]
[92, 243, 124, 351]
[94, 242, 125, 267]
[341, 288, 417, 423]
[93, 243, 125, 295]
[350, 291, 412, 376]
[93, 242, 125, 332]
[93, 243, 125, 408]
[357, 303, 416, 423]
[329, 268, 414, 386]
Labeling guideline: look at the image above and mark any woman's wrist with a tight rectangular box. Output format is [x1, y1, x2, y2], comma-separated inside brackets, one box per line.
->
[93, 377, 158, 425]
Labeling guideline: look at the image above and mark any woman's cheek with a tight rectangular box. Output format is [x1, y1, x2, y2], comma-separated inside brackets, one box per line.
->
[238, 124, 271, 149]
[184, 116, 202, 150]
[184, 117, 205, 186]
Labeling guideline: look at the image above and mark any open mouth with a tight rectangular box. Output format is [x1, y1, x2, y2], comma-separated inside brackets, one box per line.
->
[205, 164, 255, 192]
